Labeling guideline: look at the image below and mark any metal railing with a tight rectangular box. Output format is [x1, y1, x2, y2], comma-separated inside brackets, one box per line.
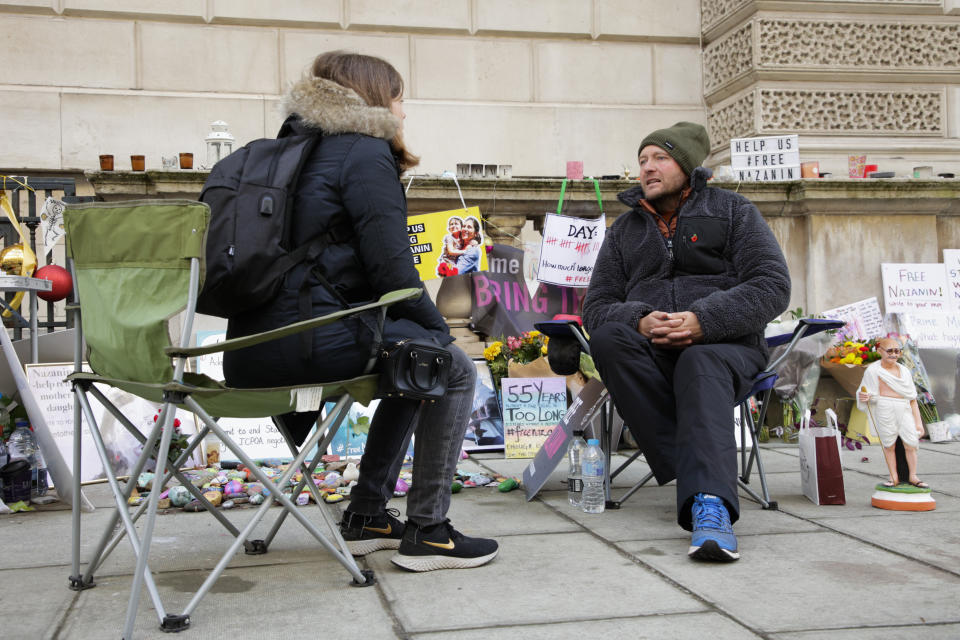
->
[1, 176, 96, 338]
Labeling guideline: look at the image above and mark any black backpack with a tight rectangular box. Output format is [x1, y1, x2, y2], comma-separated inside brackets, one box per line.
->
[197, 134, 349, 318]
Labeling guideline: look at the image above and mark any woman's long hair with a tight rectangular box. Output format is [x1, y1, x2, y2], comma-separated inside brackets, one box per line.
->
[311, 51, 419, 172]
[464, 216, 483, 246]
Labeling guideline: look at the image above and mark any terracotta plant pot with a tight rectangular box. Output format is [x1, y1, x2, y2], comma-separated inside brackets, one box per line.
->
[179, 152, 194, 169]
[130, 155, 145, 171]
[99, 154, 114, 171]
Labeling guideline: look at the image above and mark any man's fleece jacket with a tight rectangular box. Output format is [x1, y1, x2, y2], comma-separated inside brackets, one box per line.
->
[582, 167, 791, 352]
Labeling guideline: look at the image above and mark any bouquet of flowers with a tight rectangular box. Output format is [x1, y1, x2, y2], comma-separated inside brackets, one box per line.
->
[821, 337, 884, 396]
[483, 330, 549, 388]
[825, 339, 883, 366]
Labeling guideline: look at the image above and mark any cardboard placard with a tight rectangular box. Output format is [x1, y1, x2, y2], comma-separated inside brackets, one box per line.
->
[536, 212, 605, 287]
[522, 378, 608, 500]
[501, 376, 567, 459]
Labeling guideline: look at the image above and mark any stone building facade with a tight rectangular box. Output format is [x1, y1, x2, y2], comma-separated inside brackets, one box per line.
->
[0, 0, 704, 178]
[2, 1, 958, 179]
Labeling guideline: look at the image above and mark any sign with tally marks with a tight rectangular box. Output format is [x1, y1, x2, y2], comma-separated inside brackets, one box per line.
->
[501, 376, 567, 459]
[536, 212, 605, 287]
[730, 135, 800, 181]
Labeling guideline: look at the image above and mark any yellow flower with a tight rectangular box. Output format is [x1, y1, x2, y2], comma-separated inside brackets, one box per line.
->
[483, 343, 502, 361]
[541, 345, 548, 355]
[843, 341, 854, 348]
[854, 357, 863, 365]
[529, 330, 541, 338]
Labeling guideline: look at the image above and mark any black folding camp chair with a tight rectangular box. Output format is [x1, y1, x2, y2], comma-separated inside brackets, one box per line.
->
[537, 317, 843, 510]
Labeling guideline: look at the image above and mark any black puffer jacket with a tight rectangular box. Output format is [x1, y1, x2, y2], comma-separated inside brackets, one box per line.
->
[224, 77, 450, 388]
[582, 167, 791, 351]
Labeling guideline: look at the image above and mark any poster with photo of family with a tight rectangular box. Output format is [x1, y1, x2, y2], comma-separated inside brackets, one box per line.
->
[407, 206, 488, 281]
[462, 359, 504, 452]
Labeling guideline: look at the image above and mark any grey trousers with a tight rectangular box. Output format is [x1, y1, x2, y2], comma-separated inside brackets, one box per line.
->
[347, 343, 476, 527]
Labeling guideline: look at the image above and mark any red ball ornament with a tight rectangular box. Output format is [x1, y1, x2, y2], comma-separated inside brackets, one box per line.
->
[34, 264, 73, 302]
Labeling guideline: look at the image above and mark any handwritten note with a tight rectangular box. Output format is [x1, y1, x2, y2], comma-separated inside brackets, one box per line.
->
[194, 331, 287, 461]
[944, 249, 960, 313]
[501, 377, 567, 459]
[26, 363, 200, 483]
[536, 213, 605, 287]
[881, 263, 948, 313]
[821, 297, 885, 341]
[898, 313, 960, 349]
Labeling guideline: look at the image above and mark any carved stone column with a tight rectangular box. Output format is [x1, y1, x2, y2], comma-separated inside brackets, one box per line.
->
[701, 1, 960, 178]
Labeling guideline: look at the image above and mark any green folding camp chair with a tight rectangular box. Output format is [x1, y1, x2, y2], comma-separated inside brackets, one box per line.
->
[63, 199, 420, 639]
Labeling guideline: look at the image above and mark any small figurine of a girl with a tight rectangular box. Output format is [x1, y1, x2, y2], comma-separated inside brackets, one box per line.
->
[857, 337, 928, 488]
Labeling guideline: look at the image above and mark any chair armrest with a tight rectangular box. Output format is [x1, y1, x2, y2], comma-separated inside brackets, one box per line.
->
[164, 288, 422, 358]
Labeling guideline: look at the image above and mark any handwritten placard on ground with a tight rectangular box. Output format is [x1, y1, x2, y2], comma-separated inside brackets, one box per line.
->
[897, 313, 960, 349]
[536, 213, 605, 287]
[501, 376, 567, 459]
[821, 297, 885, 341]
[881, 263, 948, 313]
[944, 249, 960, 313]
[194, 331, 286, 462]
[25, 362, 200, 483]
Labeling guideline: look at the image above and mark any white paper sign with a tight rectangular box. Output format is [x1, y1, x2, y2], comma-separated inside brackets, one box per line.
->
[730, 135, 800, 181]
[39, 197, 66, 256]
[536, 213, 605, 287]
[944, 249, 960, 313]
[881, 263, 949, 313]
[897, 313, 960, 349]
[25, 362, 200, 483]
[820, 297, 885, 341]
[194, 331, 289, 461]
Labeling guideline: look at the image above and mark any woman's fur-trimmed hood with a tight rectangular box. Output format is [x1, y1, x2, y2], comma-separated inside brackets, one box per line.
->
[283, 76, 400, 140]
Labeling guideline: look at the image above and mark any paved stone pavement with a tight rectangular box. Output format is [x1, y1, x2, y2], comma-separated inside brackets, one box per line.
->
[1, 440, 958, 639]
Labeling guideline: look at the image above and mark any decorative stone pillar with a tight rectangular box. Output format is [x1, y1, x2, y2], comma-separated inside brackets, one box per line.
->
[483, 214, 526, 248]
[700, 0, 960, 178]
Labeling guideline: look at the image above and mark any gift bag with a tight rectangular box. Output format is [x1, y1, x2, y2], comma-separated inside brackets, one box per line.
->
[798, 408, 846, 505]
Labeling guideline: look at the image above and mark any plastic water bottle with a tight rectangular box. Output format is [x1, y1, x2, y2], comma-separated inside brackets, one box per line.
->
[581, 438, 605, 514]
[8, 420, 45, 498]
[0, 436, 8, 496]
[567, 430, 586, 507]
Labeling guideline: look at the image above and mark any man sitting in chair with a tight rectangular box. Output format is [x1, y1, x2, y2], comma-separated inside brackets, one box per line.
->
[582, 122, 791, 562]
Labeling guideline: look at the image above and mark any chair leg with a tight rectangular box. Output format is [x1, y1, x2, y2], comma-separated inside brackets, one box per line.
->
[737, 403, 777, 510]
[608, 470, 654, 509]
[259, 401, 353, 554]
[74, 389, 172, 634]
[184, 397, 374, 605]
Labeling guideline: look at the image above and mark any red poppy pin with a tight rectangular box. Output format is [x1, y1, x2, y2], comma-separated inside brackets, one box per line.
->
[690, 233, 698, 243]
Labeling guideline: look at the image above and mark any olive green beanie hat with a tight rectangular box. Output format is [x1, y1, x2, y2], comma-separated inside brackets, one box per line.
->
[638, 121, 710, 176]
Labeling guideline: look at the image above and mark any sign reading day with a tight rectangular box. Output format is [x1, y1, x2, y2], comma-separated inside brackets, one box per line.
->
[501, 376, 567, 459]
[729, 135, 800, 181]
[536, 213, 605, 287]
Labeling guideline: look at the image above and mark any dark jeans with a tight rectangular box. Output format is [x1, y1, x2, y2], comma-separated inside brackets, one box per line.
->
[589, 323, 766, 530]
[346, 343, 476, 527]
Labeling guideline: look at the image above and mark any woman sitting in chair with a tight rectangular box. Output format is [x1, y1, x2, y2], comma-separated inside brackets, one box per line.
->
[223, 50, 497, 572]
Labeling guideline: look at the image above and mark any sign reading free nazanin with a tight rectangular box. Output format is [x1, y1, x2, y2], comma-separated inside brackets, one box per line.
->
[730, 135, 800, 181]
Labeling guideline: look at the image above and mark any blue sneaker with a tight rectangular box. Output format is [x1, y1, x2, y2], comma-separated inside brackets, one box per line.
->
[688, 493, 739, 562]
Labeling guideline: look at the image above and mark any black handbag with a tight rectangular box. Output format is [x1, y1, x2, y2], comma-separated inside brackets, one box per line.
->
[375, 338, 451, 402]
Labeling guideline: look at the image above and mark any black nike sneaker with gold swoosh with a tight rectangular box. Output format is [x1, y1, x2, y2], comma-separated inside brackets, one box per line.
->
[391, 519, 498, 572]
[340, 508, 405, 556]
